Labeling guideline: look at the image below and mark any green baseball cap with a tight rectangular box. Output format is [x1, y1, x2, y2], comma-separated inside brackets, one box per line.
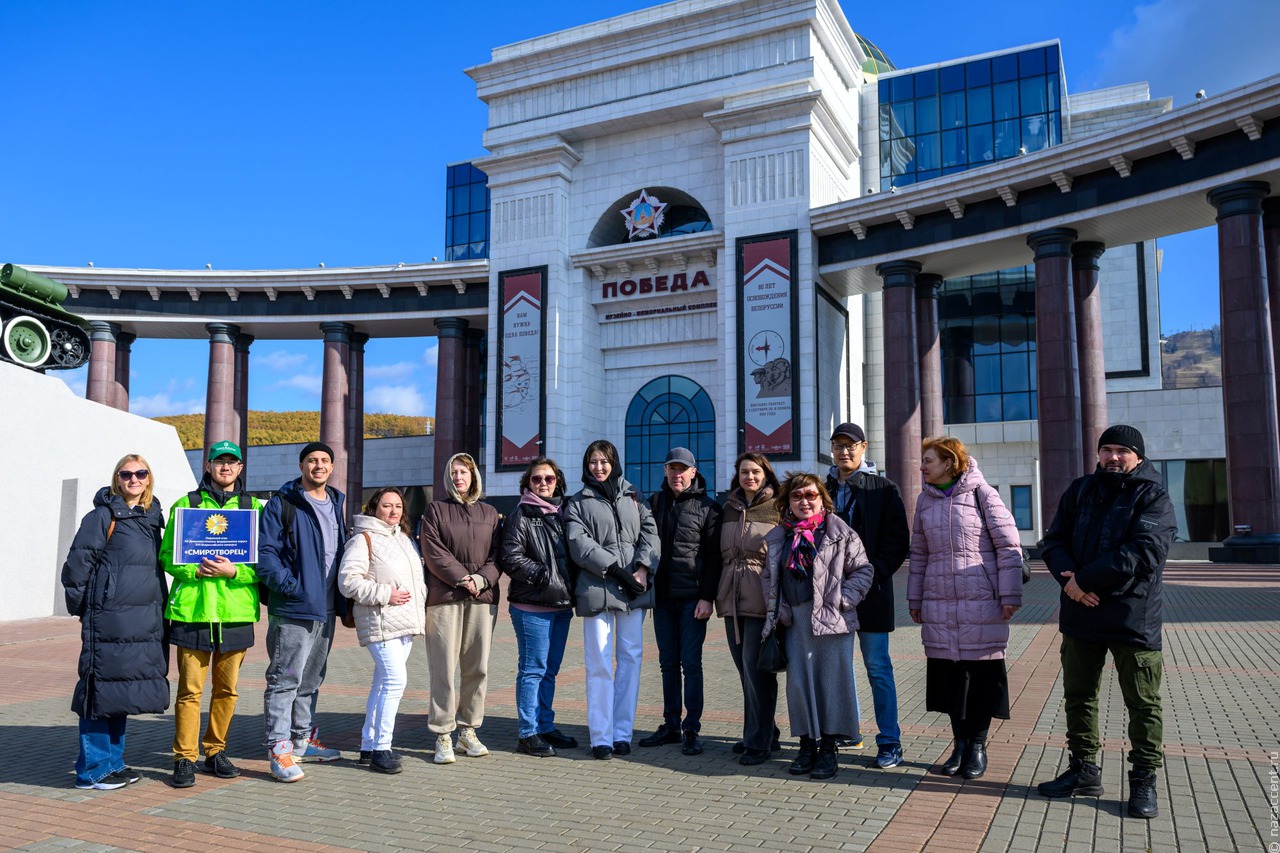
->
[207, 440, 243, 462]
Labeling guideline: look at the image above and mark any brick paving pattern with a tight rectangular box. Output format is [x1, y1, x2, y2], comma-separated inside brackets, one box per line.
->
[1, 562, 1276, 852]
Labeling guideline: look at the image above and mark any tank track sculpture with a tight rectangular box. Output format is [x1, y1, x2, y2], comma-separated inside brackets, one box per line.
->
[0, 264, 92, 370]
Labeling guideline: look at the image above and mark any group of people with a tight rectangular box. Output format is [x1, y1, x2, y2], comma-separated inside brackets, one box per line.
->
[63, 422, 1175, 820]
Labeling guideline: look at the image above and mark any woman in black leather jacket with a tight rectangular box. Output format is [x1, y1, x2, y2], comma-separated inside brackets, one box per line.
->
[499, 456, 578, 757]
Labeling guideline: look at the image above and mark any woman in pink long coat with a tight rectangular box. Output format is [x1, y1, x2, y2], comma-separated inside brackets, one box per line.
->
[908, 436, 1023, 780]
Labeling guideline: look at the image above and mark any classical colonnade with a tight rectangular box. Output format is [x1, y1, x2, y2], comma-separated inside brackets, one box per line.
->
[876, 179, 1280, 559]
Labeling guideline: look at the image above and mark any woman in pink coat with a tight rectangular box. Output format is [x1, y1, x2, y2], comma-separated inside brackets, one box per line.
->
[908, 437, 1023, 780]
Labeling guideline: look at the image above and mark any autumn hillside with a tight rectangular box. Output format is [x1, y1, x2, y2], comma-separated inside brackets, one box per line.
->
[155, 411, 434, 451]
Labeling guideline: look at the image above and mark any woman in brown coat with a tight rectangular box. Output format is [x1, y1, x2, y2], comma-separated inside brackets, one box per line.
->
[420, 452, 501, 765]
[714, 452, 782, 766]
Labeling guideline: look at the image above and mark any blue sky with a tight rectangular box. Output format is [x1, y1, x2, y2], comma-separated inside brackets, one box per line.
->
[5, 0, 1275, 417]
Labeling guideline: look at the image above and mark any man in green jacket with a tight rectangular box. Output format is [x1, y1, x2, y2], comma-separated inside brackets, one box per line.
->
[160, 440, 263, 789]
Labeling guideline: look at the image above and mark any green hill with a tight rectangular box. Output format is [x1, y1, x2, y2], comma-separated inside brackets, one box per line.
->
[154, 411, 434, 451]
[1160, 326, 1222, 390]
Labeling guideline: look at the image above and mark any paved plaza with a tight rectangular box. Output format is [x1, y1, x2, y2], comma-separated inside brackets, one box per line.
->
[1, 562, 1276, 852]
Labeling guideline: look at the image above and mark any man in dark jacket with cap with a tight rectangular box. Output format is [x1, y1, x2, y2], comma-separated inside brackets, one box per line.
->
[1036, 425, 1177, 819]
[639, 447, 722, 756]
[825, 422, 910, 768]
[256, 441, 348, 782]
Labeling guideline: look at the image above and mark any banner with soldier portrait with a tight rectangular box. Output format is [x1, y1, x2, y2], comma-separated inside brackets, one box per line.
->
[737, 232, 800, 458]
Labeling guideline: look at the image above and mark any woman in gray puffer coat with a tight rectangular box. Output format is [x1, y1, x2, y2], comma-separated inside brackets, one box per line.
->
[908, 436, 1023, 781]
[762, 472, 874, 781]
[565, 439, 660, 759]
[62, 454, 168, 790]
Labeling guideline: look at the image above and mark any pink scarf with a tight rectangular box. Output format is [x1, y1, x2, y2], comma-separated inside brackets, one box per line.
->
[781, 510, 826, 579]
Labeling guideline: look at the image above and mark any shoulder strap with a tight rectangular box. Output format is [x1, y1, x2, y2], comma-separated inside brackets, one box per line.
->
[106, 519, 116, 542]
[281, 498, 297, 548]
[187, 489, 203, 509]
[363, 531, 372, 560]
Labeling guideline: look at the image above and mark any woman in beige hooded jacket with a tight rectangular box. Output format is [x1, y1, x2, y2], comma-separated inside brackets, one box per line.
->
[339, 487, 427, 775]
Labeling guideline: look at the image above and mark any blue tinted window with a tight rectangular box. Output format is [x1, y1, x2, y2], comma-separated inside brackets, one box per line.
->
[891, 102, 914, 137]
[941, 91, 965, 127]
[1020, 76, 1047, 114]
[1018, 48, 1045, 77]
[940, 63, 966, 93]
[625, 376, 716, 498]
[966, 59, 991, 87]
[916, 97, 939, 134]
[1023, 114, 1049, 152]
[879, 78, 890, 102]
[915, 70, 938, 98]
[967, 124, 993, 163]
[967, 87, 992, 124]
[1010, 485, 1033, 529]
[995, 119, 1020, 158]
[890, 75, 914, 101]
[942, 129, 966, 167]
[993, 53, 1018, 83]
[915, 133, 940, 171]
[993, 81, 1019, 120]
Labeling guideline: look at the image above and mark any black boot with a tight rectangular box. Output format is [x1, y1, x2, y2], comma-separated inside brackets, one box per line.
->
[1037, 755, 1104, 798]
[788, 736, 817, 775]
[940, 739, 968, 776]
[810, 737, 838, 780]
[961, 738, 987, 779]
[1127, 769, 1158, 818]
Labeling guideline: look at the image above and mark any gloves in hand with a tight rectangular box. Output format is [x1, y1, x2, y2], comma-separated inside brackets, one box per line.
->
[607, 564, 646, 597]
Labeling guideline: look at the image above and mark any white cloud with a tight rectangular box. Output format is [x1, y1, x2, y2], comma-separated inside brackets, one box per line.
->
[365, 383, 429, 416]
[1088, 0, 1279, 105]
[366, 361, 418, 381]
[131, 392, 204, 417]
[422, 342, 439, 367]
[272, 373, 323, 394]
[255, 350, 309, 372]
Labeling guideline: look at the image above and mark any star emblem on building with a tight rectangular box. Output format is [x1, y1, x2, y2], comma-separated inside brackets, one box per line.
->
[621, 189, 667, 240]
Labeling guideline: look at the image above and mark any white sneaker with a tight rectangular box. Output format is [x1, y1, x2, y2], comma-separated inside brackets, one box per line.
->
[269, 740, 305, 783]
[457, 727, 489, 757]
[434, 734, 456, 764]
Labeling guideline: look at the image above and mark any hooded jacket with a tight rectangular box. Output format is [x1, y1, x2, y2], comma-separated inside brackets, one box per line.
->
[648, 472, 722, 602]
[565, 472, 660, 616]
[256, 477, 348, 622]
[826, 462, 910, 633]
[499, 492, 574, 609]
[1039, 458, 1176, 650]
[160, 473, 263, 627]
[713, 486, 779, 621]
[761, 512, 874, 638]
[907, 460, 1024, 661]
[420, 453, 502, 607]
[62, 487, 169, 719]
[338, 513, 428, 646]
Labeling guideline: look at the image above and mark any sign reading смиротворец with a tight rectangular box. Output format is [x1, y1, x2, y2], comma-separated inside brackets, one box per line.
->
[174, 508, 259, 565]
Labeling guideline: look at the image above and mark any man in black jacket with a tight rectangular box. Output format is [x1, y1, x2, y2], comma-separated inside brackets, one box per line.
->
[1036, 425, 1177, 819]
[639, 447, 722, 756]
[825, 423, 910, 769]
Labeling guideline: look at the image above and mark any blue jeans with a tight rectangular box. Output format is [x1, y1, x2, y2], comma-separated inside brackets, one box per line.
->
[652, 598, 706, 732]
[856, 631, 901, 746]
[76, 715, 127, 785]
[509, 606, 573, 739]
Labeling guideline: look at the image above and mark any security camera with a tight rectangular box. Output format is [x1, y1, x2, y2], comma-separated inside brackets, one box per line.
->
[1195, 89, 1206, 101]
[1018, 145, 1028, 156]
[889, 186, 898, 194]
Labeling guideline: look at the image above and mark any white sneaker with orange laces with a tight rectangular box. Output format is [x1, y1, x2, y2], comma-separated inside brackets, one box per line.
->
[294, 727, 341, 763]
[269, 740, 305, 783]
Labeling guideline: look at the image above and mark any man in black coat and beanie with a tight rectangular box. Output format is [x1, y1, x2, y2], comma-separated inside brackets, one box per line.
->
[1036, 425, 1177, 819]
[825, 423, 910, 769]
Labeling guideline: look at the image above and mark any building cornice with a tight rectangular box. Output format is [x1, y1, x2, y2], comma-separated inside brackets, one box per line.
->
[472, 139, 583, 186]
[569, 230, 723, 278]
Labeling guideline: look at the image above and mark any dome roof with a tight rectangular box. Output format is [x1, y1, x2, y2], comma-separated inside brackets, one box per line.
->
[855, 33, 895, 75]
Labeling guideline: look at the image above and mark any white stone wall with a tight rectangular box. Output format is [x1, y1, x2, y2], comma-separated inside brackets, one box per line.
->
[4, 363, 195, 622]
[1102, 241, 1162, 392]
[1107, 386, 1226, 460]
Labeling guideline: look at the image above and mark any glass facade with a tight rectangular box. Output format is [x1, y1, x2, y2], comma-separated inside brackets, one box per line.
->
[445, 162, 489, 261]
[879, 43, 1063, 192]
[1154, 458, 1229, 542]
[624, 375, 716, 499]
[1009, 485, 1033, 530]
[939, 266, 1037, 424]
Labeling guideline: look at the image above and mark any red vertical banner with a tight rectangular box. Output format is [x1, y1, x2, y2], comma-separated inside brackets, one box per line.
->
[737, 232, 799, 457]
[497, 267, 546, 469]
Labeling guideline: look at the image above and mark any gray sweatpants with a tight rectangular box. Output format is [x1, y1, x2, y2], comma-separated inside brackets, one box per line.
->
[263, 613, 336, 748]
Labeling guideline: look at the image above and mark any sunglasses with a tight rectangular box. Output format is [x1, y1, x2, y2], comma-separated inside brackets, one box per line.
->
[790, 489, 822, 501]
[118, 469, 150, 481]
[529, 475, 557, 485]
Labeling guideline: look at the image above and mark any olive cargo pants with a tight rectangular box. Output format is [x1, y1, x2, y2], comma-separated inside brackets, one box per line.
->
[1060, 634, 1163, 769]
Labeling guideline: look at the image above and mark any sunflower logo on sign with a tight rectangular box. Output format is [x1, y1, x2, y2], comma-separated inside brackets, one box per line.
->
[205, 514, 229, 536]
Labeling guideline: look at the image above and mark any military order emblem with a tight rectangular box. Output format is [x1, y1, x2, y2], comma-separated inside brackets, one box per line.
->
[204, 513, 230, 535]
[621, 189, 667, 240]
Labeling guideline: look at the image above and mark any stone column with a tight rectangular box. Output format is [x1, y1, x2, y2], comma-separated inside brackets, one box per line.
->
[915, 273, 944, 441]
[86, 321, 119, 407]
[1207, 181, 1280, 560]
[233, 333, 253, 465]
[113, 332, 136, 412]
[464, 327, 485, 458]
[320, 322, 352, 495]
[203, 323, 239, 456]
[1263, 198, 1280, 411]
[347, 332, 368, 514]
[1027, 227, 1082, 518]
[1072, 241, 1108, 470]
[877, 260, 922, 519]
[433, 318, 469, 493]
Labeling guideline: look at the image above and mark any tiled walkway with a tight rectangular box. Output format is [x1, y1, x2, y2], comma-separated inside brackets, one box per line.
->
[1, 562, 1276, 852]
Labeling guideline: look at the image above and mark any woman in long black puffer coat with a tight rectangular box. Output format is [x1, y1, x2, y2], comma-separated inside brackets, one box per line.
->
[62, 453, 169, 790]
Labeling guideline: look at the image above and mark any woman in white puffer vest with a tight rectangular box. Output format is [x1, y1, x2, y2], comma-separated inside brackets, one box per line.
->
[338, 486, 427, 774]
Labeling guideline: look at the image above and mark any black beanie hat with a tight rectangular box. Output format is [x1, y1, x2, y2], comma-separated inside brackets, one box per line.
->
[1098, 425, 1144, 458]
[299, 441, 335, 463]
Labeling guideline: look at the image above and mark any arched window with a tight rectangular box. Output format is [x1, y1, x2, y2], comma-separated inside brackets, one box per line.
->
[587, 187, 713, 248]
[624, 376, 717, 498]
